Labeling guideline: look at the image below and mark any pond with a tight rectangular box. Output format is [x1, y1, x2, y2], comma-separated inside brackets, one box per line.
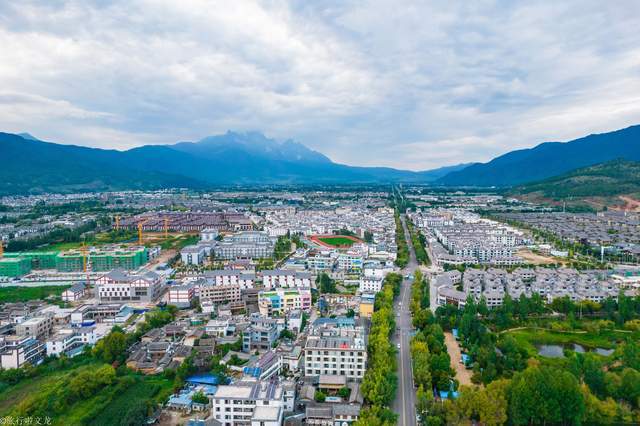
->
[536, 344, 614, 358]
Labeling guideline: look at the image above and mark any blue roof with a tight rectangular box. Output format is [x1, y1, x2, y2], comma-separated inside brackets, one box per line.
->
[186, 374, 221, 386]
[243, 367, 262, 378]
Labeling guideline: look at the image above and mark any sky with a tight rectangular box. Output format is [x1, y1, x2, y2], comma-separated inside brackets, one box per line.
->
[1, 1, 639, 170]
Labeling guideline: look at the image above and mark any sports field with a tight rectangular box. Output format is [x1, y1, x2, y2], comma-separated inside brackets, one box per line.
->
[313, 235, 361, 248]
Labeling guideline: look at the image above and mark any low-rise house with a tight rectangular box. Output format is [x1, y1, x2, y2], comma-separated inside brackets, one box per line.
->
[61, 282, 86, 302]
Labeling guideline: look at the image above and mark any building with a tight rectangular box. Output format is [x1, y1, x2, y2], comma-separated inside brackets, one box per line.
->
[359, 277, 383, 293]
[168, 283, 196, 308]
[181, 245, 206, 265]
[213, 231, 275, 260]
[258, 288, 312, 316]
[95, 269, 164, 303]
[15, 315, 54, 339]
[203, 270, 256, 289]
[55, 245, 150, 272]
[197, 280, 242, 305]
[46, 326, 97, 357]
[201, 228, 219, 241]
[262, 270, 312, 289]
[303, 335, 367, 382]
[0, 257, 32, 277]
[118, 211, 253, 233]
[359, 293, 375, 318]
[243, 314, 279, 353]
[0, 335, 46, 369]
[209, 379, 284, 426]
[61, 282, 87, 302]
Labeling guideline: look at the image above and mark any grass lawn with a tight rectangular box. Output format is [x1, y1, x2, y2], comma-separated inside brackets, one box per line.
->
[317, 236, 358, 247]
[505, 327, 632, 356]
[0, 285, 70, 303]
[34, 241, 83, 252]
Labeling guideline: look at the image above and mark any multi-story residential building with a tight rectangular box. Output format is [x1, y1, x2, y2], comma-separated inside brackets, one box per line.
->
[243, 314, 279, 353]
[197, 280, 242, 305]
[303, 334, 367, 382]
[258, 288, 312, 316]
[15, 314, 54, 339]
[359, 277, 383, 293]
[203, 270, 256, 289]
[262, 270, 312, 289]
[167, 283, 195, 308]
[95, 269, 164, 303]
[180, 245, 206, 265]
[337, 253, 364, 271]
[209, 379, 284, 426]
[46, 326, 97, 357]
[0, 335, 46, 369]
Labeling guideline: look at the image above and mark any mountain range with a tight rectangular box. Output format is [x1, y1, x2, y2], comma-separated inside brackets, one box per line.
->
[1, 124, 639, 195]
[0, 131, 470, 195]
[437, 125, 640, 186]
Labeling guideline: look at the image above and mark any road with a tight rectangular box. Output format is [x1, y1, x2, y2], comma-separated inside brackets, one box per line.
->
[392, 214, 417, 426]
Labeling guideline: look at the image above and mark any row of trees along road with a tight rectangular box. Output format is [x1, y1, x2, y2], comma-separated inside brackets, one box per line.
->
[355, 273, 402, 426]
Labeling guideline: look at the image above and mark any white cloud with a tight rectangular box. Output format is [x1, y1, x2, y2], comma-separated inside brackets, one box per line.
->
[0, 0, 639, 170]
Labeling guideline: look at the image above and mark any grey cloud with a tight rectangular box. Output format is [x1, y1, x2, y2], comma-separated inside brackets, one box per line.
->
[0, 0, 639, 170]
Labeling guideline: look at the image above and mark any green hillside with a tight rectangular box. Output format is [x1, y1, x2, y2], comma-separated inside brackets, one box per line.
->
[510, 160, 640, 199]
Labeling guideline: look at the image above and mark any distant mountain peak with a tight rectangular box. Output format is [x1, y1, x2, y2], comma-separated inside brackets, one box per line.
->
[17, 132, 40, 141]
[176, 131, 333, 164]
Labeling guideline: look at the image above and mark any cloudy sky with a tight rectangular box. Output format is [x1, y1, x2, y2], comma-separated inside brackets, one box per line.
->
[1, 0, 639, 170]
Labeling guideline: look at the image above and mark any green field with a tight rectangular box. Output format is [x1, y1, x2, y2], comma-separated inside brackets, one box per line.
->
[0, 360, 173, 426]
[0, 285, 70, 303]
[318, 236, 358, 247]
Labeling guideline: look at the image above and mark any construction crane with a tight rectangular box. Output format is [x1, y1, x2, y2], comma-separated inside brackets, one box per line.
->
[138, 219, 148, 245]
[163, 217, 170, 239]
[81, 241, 91, 287]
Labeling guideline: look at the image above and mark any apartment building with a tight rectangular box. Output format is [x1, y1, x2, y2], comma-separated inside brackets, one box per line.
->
[46, 326, 97, 357]
[203, 270, 256, 289]
[359, 277, 383, 293]
[0, 335, 46, 369]
[258, 288, 312, 316]
[167, 283, 196, 308]
[262, 270, 312, 289]
[197, 279, 242, 305]
[15, 314, 54, 339]
[180, 245, 206, 265]
[210, 379, 284, 426]
[303, 334, 367, 382]
[95, 269, 164, 303]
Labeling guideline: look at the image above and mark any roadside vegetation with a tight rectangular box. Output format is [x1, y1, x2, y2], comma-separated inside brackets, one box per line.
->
[406, 218, 430, 265]
[394, 211, 409, 267]
[356, 273, 402, 426]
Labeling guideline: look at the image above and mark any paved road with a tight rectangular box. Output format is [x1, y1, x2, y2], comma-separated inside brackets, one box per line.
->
[392, 214, 418, 426]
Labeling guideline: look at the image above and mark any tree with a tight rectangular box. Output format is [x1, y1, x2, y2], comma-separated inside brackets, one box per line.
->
[507, 365, 584, 425]
[93, 330, 127, 364]
[338, 387, 350, 398]
[314, 390, 326, 402]
[192, 391, 209, 404]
